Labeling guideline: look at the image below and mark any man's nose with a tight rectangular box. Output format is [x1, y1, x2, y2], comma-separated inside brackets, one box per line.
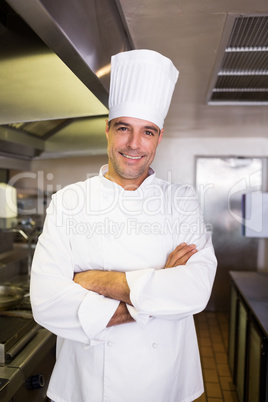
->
[127, 131, 141, 149]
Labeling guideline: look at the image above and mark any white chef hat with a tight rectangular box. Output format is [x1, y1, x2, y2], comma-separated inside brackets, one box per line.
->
[108, 49, 179, 129]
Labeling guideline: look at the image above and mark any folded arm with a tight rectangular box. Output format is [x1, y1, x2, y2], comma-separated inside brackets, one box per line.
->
[73, 243, 197, 326]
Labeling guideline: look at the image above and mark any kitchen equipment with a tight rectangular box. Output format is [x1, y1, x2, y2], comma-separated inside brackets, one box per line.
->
[0, 231, 13, 254]
[0, 316, 56, 402]
[0, 206, 55, 401]
[0, 184, 17, 218]
[195, 156, 262, 311]
[0, 285, 25, 311]
[0, 294, 56, 402]
[0, 316, 38, 364]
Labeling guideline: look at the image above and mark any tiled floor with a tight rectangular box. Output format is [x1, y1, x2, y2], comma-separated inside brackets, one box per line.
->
[194, 311, 239, 402]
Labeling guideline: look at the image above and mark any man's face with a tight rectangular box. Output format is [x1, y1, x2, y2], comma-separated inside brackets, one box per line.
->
[105, 116, 163, 189]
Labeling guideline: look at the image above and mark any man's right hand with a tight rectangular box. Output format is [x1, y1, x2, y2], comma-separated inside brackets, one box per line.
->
[164, 243, 197, 268]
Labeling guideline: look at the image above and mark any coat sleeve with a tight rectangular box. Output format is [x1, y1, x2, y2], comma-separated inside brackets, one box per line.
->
[30, 195, 119, 345]
[126, 184, 217, 321]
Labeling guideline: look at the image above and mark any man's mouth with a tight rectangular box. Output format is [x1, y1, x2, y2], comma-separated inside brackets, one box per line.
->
[120, 152, 143, 160]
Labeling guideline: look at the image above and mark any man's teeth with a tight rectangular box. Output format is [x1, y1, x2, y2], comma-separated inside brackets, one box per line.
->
[122, 153, 142, 160]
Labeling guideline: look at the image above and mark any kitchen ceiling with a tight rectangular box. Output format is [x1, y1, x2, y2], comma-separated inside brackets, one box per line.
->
[117, 0, 268, 139]
[0, 0, 268, 160]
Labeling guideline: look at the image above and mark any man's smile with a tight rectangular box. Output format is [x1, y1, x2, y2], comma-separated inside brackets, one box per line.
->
[119, 152, 144, 160]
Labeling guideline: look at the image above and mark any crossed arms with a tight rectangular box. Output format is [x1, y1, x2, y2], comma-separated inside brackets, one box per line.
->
[73, 243, 197, 327]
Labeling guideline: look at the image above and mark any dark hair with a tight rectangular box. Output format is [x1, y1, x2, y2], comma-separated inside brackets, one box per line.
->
[107, 119, 161, 135]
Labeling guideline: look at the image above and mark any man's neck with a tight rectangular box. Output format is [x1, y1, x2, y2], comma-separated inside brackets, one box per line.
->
[104, 171, 148, 191]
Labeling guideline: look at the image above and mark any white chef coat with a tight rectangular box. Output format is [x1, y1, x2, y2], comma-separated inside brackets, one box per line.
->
[30, 165, 217, 402]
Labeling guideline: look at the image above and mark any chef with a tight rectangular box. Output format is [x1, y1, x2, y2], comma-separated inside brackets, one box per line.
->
[30, 49, 217, 402]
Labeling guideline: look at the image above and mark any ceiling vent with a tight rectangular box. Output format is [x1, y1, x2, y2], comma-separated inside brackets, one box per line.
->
[207, 15, 268, 105]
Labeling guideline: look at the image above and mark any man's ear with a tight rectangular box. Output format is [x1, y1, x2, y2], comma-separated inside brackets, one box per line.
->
[105, 119, 109, 140]
[158, 129, 164, 145]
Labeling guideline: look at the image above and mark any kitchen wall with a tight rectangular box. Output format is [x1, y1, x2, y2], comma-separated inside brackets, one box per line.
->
[10, 154, 108, 194]
[152, 136, 268, 185]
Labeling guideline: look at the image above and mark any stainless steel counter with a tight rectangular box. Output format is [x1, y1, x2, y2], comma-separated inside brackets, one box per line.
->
[0, 241, 56, 402]
[229, 270, 268, 337]
[0, 328, 56, 402]
[229, 271, 268, 402]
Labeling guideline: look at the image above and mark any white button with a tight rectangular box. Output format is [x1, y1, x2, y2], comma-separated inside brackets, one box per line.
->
[152, 343, 157, 349]
[107, 341, 113, 347]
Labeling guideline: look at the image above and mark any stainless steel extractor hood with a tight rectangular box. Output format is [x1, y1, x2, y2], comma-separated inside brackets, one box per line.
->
[0, 0, 132, 162]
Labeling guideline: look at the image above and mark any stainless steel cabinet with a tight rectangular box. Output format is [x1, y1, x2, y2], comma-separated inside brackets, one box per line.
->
[229, 272, 268, 402]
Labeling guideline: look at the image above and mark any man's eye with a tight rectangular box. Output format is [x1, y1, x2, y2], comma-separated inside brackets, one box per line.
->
[118, 126, 128, 131]
[145, 131, 154, 136]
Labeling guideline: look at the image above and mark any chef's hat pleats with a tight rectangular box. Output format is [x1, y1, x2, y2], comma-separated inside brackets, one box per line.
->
[108, 49, 179, 129]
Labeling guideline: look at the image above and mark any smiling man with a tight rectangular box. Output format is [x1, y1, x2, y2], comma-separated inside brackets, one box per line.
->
[105, 117, 163, 189]
[30, 49, 217, 402]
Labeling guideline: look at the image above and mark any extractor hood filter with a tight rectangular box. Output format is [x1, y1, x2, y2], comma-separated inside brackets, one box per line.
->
[208, 15, 268, 105]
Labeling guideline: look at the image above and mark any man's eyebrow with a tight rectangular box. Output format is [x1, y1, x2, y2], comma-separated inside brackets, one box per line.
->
[112, 121, 159, 133]
[144, 125, 159, 133]
[113, 121, 131, 128]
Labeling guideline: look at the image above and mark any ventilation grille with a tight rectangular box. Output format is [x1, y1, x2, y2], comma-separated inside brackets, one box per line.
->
[208, 15, 268, 105]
